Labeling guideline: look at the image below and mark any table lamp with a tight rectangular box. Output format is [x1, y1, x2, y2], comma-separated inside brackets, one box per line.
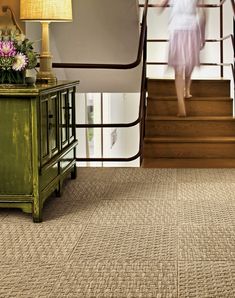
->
[20, 0, 72, 84]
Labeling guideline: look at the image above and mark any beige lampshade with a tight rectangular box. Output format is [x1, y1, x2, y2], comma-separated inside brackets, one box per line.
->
[20, 0, 72, 21]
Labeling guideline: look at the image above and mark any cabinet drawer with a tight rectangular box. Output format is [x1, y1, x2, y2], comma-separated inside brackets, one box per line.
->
[40, 162, 59, 191]
[60, 150, 75, 174]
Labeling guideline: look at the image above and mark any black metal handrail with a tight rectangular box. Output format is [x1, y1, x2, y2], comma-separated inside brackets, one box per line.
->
[140, 0, 235, 79]
[43, 0, 149, 163]
[139, 0, 231, 9]
[230, 0, 235, 15]
[148, 35, 234, 46]
[74, 0, 149, 162]
[147, 35, 235, 65]
[76, 32, 147, 162]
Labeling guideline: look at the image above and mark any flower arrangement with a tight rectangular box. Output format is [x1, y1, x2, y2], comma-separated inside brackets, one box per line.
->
[0, 28, 38, 84]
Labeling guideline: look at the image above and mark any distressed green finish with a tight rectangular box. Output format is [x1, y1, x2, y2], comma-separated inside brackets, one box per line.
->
[0, 99, 33, 194]
[0, 81, 79, 222]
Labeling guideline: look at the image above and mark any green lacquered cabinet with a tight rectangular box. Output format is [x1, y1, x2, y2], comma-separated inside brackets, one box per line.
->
[0, 81, 79, 222]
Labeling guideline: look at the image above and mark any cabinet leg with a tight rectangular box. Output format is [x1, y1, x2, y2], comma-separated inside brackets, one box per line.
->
[33, 214, 42, 223]
[33, 198, 43, 223]
[55, 182, 62, 197]
[71, 165, 77, 180]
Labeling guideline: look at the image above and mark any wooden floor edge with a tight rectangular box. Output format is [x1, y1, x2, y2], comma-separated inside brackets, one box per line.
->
[141, 158, 235, 168]
[144, 136, 235, 143]
[146, 116, 235, 121]
[147, 78, 231, 82]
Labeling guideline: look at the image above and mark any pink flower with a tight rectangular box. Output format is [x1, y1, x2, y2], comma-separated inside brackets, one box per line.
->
[12, 53, 28, 71]
[0, 41, 16, 57]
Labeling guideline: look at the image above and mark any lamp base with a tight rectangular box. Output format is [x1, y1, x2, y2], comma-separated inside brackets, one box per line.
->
[36, 71, 57, 85]
[37, 21, 57, 85]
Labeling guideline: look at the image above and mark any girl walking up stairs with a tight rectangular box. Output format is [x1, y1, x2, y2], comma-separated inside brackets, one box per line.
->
[142, 0, 235, 168]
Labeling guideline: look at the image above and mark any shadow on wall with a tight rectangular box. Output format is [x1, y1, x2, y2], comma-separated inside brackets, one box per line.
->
[50, 0, 142, 92]
[1, 0, 25, 32]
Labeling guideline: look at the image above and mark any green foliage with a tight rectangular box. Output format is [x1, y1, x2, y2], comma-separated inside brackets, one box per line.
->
[0, 69, 25, 84]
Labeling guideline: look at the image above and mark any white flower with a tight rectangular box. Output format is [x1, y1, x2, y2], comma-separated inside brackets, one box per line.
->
[15, 33, 26, 43]
[12, 52, 28, 71]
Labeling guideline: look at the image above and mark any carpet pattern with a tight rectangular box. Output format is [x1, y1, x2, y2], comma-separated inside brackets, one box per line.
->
[0, 168, 235, 297]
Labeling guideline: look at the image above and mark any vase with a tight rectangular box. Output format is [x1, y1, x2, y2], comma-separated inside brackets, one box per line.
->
[0, 70, 26, 84]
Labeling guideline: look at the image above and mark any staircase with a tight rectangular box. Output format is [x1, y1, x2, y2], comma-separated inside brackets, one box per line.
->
[142, 78, 235, 168]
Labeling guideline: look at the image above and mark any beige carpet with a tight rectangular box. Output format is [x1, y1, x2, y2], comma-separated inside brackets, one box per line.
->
[0, 168, 235, 297]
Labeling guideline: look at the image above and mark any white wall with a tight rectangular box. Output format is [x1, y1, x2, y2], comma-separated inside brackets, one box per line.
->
[75, 92, 140, 167]
[102, 93, 140, 167]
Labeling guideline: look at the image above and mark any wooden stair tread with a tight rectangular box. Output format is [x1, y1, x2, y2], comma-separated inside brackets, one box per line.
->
[147, 78, 230, 97]
[147, 116, 235, 121]
[142, 158, 235, 168]
[148, 78, 230, 82]
[144, 136, 235, 143]
[144, 77, 233, 167]
[148, 96, 232, 101]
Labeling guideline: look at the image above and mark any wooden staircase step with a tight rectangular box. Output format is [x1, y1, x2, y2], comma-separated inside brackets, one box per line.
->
[142, 158, 235, 168]
[147, 116, 235, 120]
[148, 96, 232, 101]
[144, 78, 234, 168]
[146, 116, 235, 137]
[145, 136, 235, 143]
[147, 97, 233, 116]
[148, 79, 230, 97]
[144, 136, 235, 158]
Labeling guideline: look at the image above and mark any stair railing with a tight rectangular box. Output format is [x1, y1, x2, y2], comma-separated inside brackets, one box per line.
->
[140, 0, 235, 82]
[52, 0, 149, 163]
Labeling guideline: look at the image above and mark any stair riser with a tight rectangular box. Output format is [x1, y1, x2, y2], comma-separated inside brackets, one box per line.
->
[144, 143, 235, 158]
[146, 120, 235, 137]
[147, 100, 233, 116]
[148, 81, 230, 97]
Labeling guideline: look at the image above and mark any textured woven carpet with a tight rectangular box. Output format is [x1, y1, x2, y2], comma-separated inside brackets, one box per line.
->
[1, 168, 235, 297]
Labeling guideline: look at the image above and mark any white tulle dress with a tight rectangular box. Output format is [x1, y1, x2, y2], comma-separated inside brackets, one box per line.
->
[168, 0, 203, 72]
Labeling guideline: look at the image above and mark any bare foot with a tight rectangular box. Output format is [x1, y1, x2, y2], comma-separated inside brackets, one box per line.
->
[177, 112, 187, 117]
[184, 94, 192, 99]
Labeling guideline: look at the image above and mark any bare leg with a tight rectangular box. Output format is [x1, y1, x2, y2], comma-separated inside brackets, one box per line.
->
[185, 65, 194, 98]
[174, 67, 186, 116]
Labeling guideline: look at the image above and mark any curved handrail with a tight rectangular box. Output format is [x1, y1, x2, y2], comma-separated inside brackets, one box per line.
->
[142, 0, 234, 79]
[76, 24, 148, 162]
[75, 1, 148, 163]
[139, 0, 235, 14]
[77, 47, 147, 162]
[147, 61, 235, 83]
[139, 0, 227, 9]
[148, 35, 233, 43]
[53, 0, 148, 70]
[231, 0, 235, 15]
[147, 35, 234, 53]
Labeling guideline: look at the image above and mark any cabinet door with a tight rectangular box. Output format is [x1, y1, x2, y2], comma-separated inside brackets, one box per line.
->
[40, 93, 59, 165]
[68, 88, 76, 143]
[60, 90, 69, 148]
[60, 88, 76, 148]
[40, 96, 50, 164]
[49, 94, 59, 157]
